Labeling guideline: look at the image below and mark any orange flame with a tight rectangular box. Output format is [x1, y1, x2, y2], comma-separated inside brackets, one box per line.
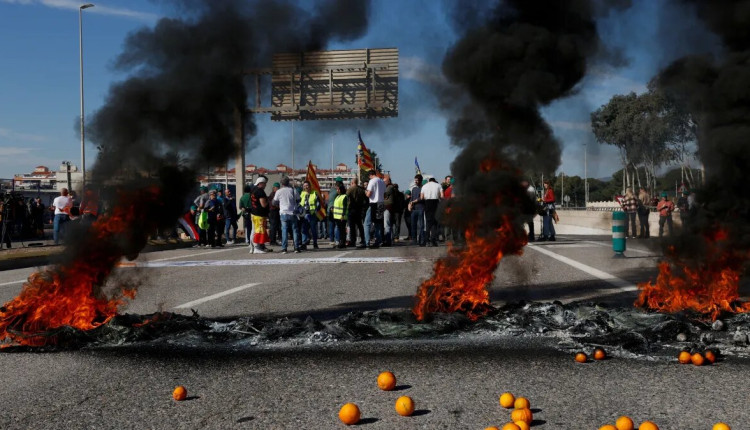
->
[413, 215, 527, 321]
[0, 187, 161, 346]
[635, 229, 750, 320]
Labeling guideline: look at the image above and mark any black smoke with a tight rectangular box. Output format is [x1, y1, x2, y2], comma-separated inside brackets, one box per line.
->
[439, 0, 629, 236]
[653, 0, 750, 259]
[85, 0, 371, 247]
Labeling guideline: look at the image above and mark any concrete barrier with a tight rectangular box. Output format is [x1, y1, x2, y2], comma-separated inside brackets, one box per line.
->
[531, 209, 682, 236]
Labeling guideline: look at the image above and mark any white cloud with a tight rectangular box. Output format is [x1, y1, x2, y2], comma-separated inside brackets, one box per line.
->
[400, 56, 447, 86]
[0, 146, 35, 157]
[549, 121, 591, 132]
[0, 127, 48, 143]
[1, 0, 158, 21]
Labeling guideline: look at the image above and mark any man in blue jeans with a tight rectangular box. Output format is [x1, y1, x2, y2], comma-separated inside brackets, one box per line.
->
[272, 177, 301, 253]
[51, 188, 72, 245]
[409, 175, 425, 246]
[364, 169, 385, 248]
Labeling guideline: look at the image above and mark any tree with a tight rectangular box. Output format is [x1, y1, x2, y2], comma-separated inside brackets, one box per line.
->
[591, 89, 695, 195]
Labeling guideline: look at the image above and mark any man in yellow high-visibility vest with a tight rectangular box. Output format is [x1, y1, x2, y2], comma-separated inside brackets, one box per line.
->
[299, 181, 320, 250]
[332, 182, 349, 249]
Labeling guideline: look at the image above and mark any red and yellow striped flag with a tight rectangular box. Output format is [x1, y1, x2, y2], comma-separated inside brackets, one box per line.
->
[357, 130, 375, 172]
[305, 160, 327, 221]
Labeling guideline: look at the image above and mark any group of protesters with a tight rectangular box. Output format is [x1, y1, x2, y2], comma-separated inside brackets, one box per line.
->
[189, 171, 457, 254]
[619, 186, 695, 239]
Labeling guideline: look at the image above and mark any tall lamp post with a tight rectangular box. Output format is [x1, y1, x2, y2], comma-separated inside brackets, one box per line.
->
[79, 3, 94, 193]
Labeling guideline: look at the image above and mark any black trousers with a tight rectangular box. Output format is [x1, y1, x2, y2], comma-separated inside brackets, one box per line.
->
[424, 199, 439, 245]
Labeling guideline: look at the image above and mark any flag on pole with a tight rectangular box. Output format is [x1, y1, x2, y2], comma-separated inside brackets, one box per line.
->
[305, 160, 327, 221]
[414, 157, 422, 175]
[357, 130, 375, 172]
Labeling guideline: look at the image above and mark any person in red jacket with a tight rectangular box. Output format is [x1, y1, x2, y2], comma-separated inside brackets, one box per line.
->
[541, 180, 556, 241]
[656, 191, 675, 237]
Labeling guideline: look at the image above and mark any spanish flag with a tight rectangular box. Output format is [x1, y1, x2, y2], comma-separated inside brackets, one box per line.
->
[357, 130, 375, 172]
[305, 161, 327, 221]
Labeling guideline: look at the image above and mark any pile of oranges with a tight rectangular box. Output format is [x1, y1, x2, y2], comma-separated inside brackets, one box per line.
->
[575, 346, 607, 363]
[678, 349, 718, 366]
[338, 370, 415, 425]
[489, 392, 533, 429]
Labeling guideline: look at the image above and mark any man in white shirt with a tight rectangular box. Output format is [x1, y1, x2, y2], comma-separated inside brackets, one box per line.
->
[51, 188, 73, 245]
[272, 176, 301, 253]
[420, 178, 443, 246]
[364, 169, 385, 249]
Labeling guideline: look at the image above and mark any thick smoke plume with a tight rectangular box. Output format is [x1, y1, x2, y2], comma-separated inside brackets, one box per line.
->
[84, 0, 370, 254]
[635, 0, 750, 317]
[440, 0, 628, 234]
[654, 0, 750, 253]
[413, 0, 629, 319]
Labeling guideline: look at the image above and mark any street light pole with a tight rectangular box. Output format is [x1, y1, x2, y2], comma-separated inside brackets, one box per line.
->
[79, 3, 94, 193]
[584, 143, 588, 205]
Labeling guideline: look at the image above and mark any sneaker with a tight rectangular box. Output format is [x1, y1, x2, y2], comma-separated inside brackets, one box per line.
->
[294, 249, 301, 253]
[226, 240, 234, 245]
[254, 247, 269, 254]
[281, 249, 288, 254]
[313, 244, 319, 249]
[192, 244, 201, 248]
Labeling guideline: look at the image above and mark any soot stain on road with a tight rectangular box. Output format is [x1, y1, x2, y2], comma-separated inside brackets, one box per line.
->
[5, 302, 750, 361]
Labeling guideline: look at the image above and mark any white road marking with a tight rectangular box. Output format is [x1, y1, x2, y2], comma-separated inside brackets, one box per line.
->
[174, 282, 261, 309]
[119, 256, 432, 268]
[0, 279, 26, 287]
[584, 240, 655, 255]
[148, 246, 241, 262]
[527, 244, 638, 300]
[331, 251, 352, 259]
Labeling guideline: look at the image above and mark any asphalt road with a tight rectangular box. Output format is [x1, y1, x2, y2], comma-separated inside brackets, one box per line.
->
[1, 235, 747, 429]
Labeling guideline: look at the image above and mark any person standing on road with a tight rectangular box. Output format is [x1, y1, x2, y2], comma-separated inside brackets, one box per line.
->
[657, 192, 675, 238]
[193, 186, 210, 248]
[51, 188, 73, 245]
[332, 182, 349, 249]
[346, 177, 366, 248]
[637, 187, 651, 238]
[521, 180, 537, 243]
[204, 190, 224, 248]
[409, 175, 425, 246]
[31, 197, 46, 239]
[677, 190, 690, 231]
[327, 181, 339, 241]
[239, 184, 253, 247]
[222, 188, 238, 245]
[383, 175, 395, 247]
[421, 177, 443, 247]
[268, 182, 281, 246]
[622, 188, 638, 239]
[272, 176, 301, 254]
[250, 176, 271, 253]
[364, 169, 385, 249]
[540, 180, 556, 241]
[299, 181, 321, 250]
[403, 189, 412, 241]
[391, 183, 404, 243]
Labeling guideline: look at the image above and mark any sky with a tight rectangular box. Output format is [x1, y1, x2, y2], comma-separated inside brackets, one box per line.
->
[0, 0, 713, 188]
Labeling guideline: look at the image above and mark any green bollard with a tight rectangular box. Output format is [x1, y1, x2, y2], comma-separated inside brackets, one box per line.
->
[612, 211, 627, 257]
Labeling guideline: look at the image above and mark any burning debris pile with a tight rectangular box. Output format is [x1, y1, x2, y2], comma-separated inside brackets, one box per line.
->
[0, 188, 163, 347]
[0, 0, 372, 347]
[9, 303, 750, 361]
[635, 0, 750, 318]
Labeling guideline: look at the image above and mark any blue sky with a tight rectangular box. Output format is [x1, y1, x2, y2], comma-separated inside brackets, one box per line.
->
[0, 0, 711, 187]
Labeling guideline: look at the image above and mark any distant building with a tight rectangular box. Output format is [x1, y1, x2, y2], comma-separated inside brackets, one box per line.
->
[198, 162, 357, 192]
